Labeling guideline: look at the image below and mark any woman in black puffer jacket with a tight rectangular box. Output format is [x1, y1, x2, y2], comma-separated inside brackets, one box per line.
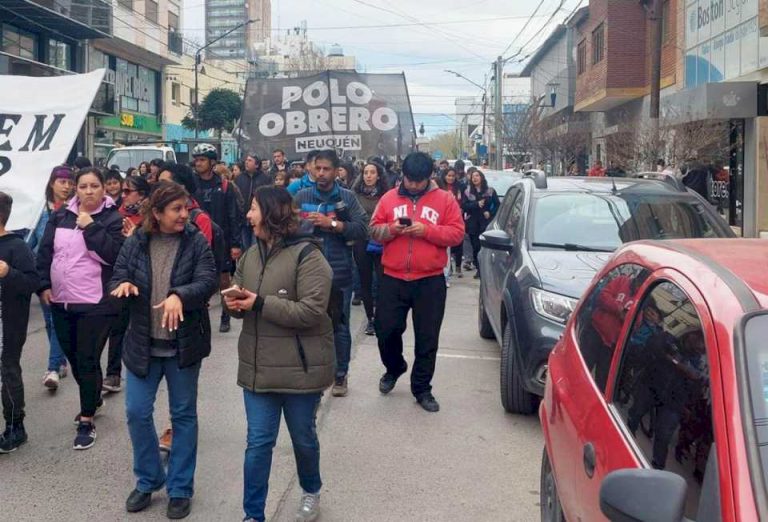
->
[109, 181, 217, 519]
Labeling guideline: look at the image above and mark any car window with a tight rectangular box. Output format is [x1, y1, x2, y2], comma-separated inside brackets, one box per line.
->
[494, 187, 518, 226]
[575, 263, 650, 392]
[612, 281, 713, 520]
[530, 193, 726, 252]
[504, 191, 525, 237]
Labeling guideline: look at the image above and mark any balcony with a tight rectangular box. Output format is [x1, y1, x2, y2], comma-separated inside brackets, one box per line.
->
[1, 0, 112, 39]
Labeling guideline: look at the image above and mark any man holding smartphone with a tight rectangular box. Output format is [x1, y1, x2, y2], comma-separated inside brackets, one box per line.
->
[370, 152, 465, 412]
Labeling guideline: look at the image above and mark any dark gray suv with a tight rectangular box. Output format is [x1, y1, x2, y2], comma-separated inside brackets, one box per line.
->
[477, 172, 735, 414]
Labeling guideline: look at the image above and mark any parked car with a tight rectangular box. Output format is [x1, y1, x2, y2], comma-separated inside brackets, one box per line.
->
[106, 145, 177, 175]
[477, 172, 735, 414]
[540, 239, 768, 522]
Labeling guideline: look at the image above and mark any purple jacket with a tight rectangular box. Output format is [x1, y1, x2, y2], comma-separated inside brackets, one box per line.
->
[37, 196, 124, 314]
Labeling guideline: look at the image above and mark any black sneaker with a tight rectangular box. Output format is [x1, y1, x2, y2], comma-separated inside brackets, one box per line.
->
[167, 497, 191, 519]
[365, 320, 375, 336]
[73, 421, 96, 450]
[219, 315, 231, 333]
[379, 366, 406, 395]
[416, 393, 440, 413]
[126, 489, 152, 513]
[74, 398, 103, 425]
[0, 424, 28, 454]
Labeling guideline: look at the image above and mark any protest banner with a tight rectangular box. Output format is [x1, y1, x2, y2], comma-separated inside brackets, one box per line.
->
[0, 69, 105, 231]
[239, 71, 416, 160]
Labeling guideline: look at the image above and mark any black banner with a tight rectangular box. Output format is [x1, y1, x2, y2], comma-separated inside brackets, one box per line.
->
[238, 71, 416, 161]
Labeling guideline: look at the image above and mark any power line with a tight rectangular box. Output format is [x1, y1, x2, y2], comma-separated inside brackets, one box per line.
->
[499, 0, 547, 58]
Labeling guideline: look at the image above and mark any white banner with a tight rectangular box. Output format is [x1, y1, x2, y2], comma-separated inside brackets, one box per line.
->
[0, 69, 105, 231]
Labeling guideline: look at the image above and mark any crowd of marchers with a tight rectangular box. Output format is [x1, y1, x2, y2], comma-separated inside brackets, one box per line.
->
[0, 146, 472, 522]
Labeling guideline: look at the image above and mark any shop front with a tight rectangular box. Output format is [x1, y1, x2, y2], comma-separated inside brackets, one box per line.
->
[87, 48, 163, 165]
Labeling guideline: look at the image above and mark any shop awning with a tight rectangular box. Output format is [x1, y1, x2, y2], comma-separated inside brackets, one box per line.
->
[661, 82, 757, 124]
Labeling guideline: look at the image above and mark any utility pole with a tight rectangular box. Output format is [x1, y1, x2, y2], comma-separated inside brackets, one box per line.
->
[648, 0, 663, 162]
[494, 56, 504, 170]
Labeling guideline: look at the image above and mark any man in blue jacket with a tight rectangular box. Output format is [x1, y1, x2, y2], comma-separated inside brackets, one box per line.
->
[293, 149, 368, 397]
[287, 149, 320, 195]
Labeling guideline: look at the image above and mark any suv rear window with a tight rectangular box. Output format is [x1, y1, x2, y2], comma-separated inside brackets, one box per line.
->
[106, 150, 164, 172]
[531, 193, 726, 251]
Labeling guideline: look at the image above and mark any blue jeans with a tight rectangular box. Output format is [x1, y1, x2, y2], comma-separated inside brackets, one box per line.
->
[241, 225, 255, 252]
[41, 301, 66, 372]
[125, 357, 201, 498]
[243, 391, 322, 522]
[335, 284, 353, 377]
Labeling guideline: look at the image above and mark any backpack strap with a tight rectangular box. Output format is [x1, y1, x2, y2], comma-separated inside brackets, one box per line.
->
[297, 242, 318, 266]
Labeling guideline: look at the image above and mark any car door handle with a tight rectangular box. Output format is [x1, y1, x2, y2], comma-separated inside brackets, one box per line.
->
[583, 443, 596, 479]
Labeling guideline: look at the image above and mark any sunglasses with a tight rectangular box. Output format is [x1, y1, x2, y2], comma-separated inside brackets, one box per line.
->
[122, 188, 137, 195]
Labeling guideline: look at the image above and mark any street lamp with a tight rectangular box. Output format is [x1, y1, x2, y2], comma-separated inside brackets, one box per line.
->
[194, 19, 257, 139]
[444, 70, 488, 160]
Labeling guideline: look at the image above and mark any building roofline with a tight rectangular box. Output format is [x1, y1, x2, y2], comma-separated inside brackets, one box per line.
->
[520, 24, 567, 76]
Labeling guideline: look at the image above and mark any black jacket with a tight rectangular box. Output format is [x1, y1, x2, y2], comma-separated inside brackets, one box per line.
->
[0, 233, 39, 353]
[195, 173, 242, 249]
[461, 186, 500, 236]
[233, 169, 273, 215]
[109, 225, 218, 377]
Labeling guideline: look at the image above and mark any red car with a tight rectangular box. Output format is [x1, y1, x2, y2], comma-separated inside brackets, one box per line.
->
[540, 239, 768, 522]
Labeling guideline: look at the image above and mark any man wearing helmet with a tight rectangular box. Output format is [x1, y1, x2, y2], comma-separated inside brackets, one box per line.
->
[192, 143, 243, 332]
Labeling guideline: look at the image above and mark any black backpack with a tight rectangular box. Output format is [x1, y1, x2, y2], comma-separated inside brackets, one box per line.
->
[189, 208, 228, 272]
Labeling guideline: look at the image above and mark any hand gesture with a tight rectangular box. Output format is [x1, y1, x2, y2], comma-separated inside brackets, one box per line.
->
[225, 287, 257, 313]
[483, 211, 491, 220]
[154, 294, 184, 331]
[478, 199, 486, 208]
[0, 260, 8, 278]
[403, 222, 427, 237]
[40, 289, 53, 305]
[122, 218, 137, 238]
[111, 282, 139, 298]
[231, 247, 242, 261]
[76, 211, 94, 229]
[307, 212, 333, 229]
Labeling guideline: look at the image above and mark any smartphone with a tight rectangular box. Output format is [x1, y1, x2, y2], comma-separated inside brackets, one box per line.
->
[398, 217, 413, 226]
[221, 286, 248, 299]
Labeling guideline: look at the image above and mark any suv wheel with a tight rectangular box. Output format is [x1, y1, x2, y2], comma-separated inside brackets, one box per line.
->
[478, 290, 494, 340]
[540, 448, 565, 522]
[500, 318, 537, 414]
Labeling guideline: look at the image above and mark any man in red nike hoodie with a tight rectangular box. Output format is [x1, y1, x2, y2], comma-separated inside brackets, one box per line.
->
[370, 152, 465, 412]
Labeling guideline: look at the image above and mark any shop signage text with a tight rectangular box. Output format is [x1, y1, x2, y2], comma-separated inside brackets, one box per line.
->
[103, 68, 151, 102]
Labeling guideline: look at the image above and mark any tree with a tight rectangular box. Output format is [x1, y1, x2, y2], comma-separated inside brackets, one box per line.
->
[182, 88, 242, 138]
[428, 131, 461, 159]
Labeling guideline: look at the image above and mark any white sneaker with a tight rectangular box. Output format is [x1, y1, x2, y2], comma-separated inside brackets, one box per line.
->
[295, 491, 320, 522]
[43, 371, 60, 390]
[58, 364, 68, 378]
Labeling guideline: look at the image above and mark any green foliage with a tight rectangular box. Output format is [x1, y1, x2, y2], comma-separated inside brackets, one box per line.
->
[182, 88, 242, 134]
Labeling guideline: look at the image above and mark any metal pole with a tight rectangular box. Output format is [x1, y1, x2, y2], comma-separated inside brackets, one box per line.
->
[194, 51, 200, 139]
[494, 56, 503, 170]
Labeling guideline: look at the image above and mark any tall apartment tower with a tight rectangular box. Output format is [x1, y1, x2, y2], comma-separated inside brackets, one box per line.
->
[206, 0, 271, 60]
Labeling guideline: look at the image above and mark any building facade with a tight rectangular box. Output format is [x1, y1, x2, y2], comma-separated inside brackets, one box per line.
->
[86, 0, 184, 165]
[206, 0, 271, 60]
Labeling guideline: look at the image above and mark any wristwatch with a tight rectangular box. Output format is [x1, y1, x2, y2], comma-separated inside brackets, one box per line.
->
[331, 219, 338, 230]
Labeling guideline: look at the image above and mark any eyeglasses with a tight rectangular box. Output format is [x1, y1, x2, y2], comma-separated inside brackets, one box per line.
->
[122, 189, 137, 195]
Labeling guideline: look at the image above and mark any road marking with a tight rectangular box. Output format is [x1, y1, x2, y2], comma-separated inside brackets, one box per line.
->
[437, 353, 501, 361]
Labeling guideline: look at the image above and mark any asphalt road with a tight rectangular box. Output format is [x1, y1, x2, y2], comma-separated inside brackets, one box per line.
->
[0, 276, 542, 521]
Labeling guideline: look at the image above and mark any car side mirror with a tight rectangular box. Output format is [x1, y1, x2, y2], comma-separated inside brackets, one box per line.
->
[600, 469, 690, 522]
[479, 230, 514, 253]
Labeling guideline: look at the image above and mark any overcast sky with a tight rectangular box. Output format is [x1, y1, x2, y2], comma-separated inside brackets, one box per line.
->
[183, 0, 583, 136]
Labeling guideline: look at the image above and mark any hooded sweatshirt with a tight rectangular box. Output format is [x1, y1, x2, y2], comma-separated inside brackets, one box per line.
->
[0, 233, 39, 354]
[370, 182, 465, 281]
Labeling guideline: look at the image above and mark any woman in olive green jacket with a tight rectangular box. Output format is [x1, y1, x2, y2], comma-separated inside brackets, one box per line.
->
[223, 186, 334, 522]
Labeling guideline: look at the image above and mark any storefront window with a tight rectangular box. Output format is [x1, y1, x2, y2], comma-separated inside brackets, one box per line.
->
[1, 24, 38, 61]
